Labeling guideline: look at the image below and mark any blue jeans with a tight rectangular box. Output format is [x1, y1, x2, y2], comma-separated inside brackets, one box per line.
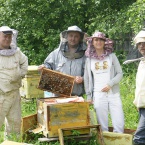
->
[133, 108, 145, 144]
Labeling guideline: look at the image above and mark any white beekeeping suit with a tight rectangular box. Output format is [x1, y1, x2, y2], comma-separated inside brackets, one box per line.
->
[0, 26, 28, 140]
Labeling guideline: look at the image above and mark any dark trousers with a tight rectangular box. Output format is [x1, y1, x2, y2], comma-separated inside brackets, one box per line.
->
[133, 108, 145, 145]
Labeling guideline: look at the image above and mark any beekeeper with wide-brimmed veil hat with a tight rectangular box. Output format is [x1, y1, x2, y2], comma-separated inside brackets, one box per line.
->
[38, 25, 87, 97]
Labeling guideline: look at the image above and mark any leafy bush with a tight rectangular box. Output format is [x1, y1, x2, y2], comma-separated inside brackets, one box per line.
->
[1, 0, 144, 64]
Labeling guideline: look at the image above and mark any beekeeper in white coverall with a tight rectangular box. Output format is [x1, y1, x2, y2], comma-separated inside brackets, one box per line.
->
[133, 29, 145, 145]
[0, 26, 28, 140]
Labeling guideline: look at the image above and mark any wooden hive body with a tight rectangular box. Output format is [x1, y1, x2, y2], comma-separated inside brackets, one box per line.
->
[36, 68, 90, 137]
[20, 65, 44, 98]
[37, 98, 90, 137]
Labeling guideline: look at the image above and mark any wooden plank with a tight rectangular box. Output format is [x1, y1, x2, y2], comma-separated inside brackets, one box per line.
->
[38, 135, 92, 143]
[108, 127, 135, 134]
[58, 129, 64, 145]
[21, 114, 37, 134]
[38, 137, 59, 142]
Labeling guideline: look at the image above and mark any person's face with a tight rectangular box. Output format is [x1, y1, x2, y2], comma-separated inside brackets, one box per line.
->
[0, 32, 12, 49]
[67, 31, 81, 47]
[137, 42, 145, 56]
[92, 38, 105, 50]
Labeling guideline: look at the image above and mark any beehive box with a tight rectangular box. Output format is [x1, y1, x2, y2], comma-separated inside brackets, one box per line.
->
[20, 65, 44, 98]
[90, 109, 135, 145]
[36, 68, 90, 137]
[103, 128, 135, 145]
[37, 98, 90, 137]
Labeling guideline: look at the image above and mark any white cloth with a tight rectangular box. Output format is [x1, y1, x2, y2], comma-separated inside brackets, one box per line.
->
[0, 47, 28, 139]
[91, 56, 124, 133]
[134, 60, 145, 108]
[0, 48, 28, 93]
[91, 57, 110, 91]
[93, 91, 124, 133]
[84, 53, 123, 101]
[0, 90, 21, 137]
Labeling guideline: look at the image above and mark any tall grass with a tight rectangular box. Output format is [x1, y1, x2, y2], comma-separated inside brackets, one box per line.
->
[120, 74, 138, 129]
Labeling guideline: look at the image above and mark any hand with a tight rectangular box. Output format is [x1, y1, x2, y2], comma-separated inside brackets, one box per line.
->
[88, 100, 93, 104]
[75, 76, 83, 84]
[101, 85, 111, 92]
[38, 64, 45, 71]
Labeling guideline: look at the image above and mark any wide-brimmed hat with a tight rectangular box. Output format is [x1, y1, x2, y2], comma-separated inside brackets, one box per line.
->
[85, 31, 113, 60]
[0, 26, 13, 34]
[86, 31, 113, 49]
[61, 25, 84, 40]
[87, 31, 106, 41]
[134, 29, 145, 44]
[134, 37, 145, 44]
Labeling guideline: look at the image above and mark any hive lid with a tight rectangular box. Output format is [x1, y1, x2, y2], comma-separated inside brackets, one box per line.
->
[38, 68, 75, 97]
[26, 65, 39, 76]
[28, 65, 38, 71]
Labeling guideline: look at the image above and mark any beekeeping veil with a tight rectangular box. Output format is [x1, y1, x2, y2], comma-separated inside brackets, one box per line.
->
[0, 26, 18, 56]
[124, 29, 145, 64]
[85, 31, 114, 60]
[59, 26, 87, 59]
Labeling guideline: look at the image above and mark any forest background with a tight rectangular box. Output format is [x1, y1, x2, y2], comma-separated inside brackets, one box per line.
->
[1, 0, 145, 65]
[0, 0, 145, 144]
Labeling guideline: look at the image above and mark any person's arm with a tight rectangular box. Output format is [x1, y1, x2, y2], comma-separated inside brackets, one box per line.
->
[38, 50, 56, 72]
[44, 51, 56, 70]
[107, 53, 123, 87]
[75, 56, 86, 84]
[84, 58, 92, 101]
[19, 49, 28, 77]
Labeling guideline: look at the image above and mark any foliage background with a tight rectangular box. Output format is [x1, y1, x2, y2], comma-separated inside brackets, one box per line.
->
[0, 0, 145, 144]
[0, 0, 145, 65]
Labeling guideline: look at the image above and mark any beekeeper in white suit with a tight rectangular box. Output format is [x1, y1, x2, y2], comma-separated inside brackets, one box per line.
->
[133, 29, 145, 145]
[0, 26, 28, 140]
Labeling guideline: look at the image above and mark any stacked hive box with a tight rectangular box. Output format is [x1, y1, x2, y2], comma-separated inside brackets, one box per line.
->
[103, 128, 135, 145]
[20, 65, 44, 98]
[36, 68, 90, 137]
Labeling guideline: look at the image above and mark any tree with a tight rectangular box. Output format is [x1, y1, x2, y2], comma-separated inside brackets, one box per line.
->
[0, 0, 144, 64]
[0, 0, 94, 64]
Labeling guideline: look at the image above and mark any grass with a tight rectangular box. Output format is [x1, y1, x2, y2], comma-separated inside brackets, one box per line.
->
[0, 73, 139, 144]
[120, 74, 139, 129]
[0, 125, 4, 143]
